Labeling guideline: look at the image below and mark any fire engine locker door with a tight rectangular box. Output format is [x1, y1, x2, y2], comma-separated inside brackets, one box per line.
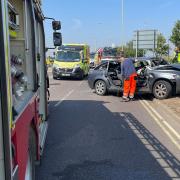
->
[39, 21, 47, 120]
[35, 19, 47, 120]
[0, 98, 5, 180]
[0, 1, 12, 179]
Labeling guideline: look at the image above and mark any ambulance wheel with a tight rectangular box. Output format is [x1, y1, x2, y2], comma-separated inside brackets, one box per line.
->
[25, 128, 36, 180]
[79, 73, 84, 80]
[95, 80, 107, 96]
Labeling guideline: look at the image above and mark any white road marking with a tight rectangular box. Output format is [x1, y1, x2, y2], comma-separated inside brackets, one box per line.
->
[53, 81, 83, 108]
[54, 90, 74, 107]
[142, 99, 180, 140]
[163, 121, 180, 140]
[122, 112, 180, 178]
[140, 100, 180, 151]
[154, 99, 180, 121]
[142, 100, 163, 120]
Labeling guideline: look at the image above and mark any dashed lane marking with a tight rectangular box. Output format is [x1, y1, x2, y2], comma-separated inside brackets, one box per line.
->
[54, 90, 74, 107]
[53, 81, 84, 108]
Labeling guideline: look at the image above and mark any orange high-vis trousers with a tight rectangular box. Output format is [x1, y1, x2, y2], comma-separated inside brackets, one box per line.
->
[123, 73, 137, 98]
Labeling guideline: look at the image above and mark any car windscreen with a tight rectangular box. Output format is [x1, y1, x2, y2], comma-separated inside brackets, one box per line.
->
[56, 50, 81, 62]
[134, 61, 149, 68]
[150, 58, 169, 66]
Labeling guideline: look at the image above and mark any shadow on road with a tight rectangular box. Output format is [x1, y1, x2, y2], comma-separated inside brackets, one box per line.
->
[36, 100, 180, 180]
[53, 77, 88, 81]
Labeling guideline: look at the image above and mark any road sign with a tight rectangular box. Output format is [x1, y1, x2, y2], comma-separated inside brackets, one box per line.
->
[133, 29, 159, 57]
[133, 30, 158, 49]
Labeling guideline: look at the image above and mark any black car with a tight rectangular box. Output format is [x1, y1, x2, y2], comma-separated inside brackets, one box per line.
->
[134, 57, 169, 67]
[88, 60, 180, 99]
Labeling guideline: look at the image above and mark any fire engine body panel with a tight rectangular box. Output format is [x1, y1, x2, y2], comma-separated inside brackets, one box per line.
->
[94, 47, 120, 66]
[0, 100, 5, 180]
[0, 0, 49, 179]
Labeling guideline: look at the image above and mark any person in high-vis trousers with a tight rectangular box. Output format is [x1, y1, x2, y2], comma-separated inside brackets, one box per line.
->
[121, 56, 137, 102]
[173, 47, 180, 63]
[176, 48, 180, 63]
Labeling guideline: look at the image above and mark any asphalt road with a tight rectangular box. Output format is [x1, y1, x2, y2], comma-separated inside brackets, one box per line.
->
[36, 74, 180, 180]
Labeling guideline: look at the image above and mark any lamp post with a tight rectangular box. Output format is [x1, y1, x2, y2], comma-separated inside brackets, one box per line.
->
[94, 22, 102, 51]
[121, 0, 124, 51]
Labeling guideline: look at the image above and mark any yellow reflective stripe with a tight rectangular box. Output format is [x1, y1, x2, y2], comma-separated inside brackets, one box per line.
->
[178, 53, 180, 63]
[9, 29, 17, 38]
[4, 1, 13, 128]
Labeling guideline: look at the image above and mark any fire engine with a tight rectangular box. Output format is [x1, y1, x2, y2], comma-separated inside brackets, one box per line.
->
[0, 0, 62, 179]
[94, 47, 120, 65]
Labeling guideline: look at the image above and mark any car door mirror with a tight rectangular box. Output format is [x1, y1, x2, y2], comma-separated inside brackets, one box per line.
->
[52, 21, 61, 30]
[53, 32, 62, 46]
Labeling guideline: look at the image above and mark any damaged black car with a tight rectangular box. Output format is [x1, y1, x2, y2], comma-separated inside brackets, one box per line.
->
[88, 60, 180, 99]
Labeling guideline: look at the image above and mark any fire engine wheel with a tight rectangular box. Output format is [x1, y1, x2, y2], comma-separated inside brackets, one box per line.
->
[25, 128, 36, 180]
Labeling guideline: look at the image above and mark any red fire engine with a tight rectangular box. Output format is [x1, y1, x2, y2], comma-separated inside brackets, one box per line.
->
[0, 0, 62, 179]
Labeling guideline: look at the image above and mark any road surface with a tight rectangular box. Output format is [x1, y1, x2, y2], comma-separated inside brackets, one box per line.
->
[36, 74, 180, 180]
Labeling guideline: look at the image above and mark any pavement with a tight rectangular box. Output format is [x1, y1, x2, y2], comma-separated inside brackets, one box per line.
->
[36, 72, 180, 180]
[158, 96, 180, 118]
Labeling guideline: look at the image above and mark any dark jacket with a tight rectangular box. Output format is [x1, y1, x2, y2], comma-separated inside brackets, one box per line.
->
[121, 58, 136, 78]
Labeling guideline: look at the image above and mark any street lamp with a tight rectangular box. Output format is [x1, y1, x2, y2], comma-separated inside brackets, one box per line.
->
[94, 22, 103, 51]
[121, 0, 124, 51]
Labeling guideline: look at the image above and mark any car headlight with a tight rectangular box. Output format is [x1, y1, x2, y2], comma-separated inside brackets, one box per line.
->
[53, 64, 60, 70]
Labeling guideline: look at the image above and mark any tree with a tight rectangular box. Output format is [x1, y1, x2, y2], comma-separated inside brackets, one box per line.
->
[170, 20, 180, 48]
[117, 41, 144, 57]
[154, 34, 169, 57]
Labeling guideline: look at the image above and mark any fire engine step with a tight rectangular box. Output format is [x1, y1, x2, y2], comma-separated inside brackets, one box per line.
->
[39, 121, 48, 155]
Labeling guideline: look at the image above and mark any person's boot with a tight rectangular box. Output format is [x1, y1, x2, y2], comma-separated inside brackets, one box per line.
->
[129, 97, 135, 101]
[121, 96, 129, 102]
[129, 95, 135, 101]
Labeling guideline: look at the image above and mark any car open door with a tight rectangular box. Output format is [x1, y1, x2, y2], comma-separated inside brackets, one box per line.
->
[107, 61, 123, 89]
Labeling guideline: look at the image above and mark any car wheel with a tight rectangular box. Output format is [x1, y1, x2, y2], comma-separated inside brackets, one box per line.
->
[153, 80, 172, 99]
[79, 72, 84, 80]
[95, 80, 107, 96]
[53, 76, 57, 80]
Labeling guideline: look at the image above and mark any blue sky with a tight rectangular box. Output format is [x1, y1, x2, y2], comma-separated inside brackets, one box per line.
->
[43, 0, 180, 52]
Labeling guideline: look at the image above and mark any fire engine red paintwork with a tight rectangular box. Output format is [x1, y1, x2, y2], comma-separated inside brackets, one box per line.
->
[11, 94, 40, 180]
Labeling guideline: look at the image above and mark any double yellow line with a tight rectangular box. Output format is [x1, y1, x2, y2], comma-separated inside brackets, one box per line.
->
[140, 99, 180, 151]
